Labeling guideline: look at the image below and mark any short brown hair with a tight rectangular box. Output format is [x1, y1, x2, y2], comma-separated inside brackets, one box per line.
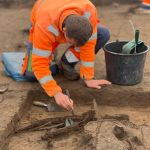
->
[64, 15, 93, 46]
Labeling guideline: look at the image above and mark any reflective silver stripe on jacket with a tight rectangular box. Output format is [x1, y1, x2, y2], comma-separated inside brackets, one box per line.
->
[32, 47, 51, 58]
[36, 0, 46, 13]
[81, 61, 94, 67]
[89, 32, 97, 41]
[48, 25, 59, 36]
[65, 50, 79, 63]
[83, 11, 91, 20]
[39, 75, 54, 84]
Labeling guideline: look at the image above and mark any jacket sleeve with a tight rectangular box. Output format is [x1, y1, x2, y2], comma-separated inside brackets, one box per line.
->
[32, 23, 62, 97]
[79, 10, 98, 80]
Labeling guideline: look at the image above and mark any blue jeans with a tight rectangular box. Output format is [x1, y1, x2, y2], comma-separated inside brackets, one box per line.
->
[95, 24, 110, 54]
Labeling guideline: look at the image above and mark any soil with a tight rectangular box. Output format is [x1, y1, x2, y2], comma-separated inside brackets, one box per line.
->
[0, 2, 150, 150]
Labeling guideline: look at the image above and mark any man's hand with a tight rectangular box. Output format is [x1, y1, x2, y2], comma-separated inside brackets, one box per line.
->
[84, 79, 111, 89]
[54, 92, 74, 110]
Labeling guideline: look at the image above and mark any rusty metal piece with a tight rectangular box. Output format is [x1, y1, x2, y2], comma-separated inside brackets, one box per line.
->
[16, 110, 95, 134]
[42, 110, 96, 140]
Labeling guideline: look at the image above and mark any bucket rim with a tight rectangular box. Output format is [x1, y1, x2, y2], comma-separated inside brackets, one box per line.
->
[103, 41, 150, 56]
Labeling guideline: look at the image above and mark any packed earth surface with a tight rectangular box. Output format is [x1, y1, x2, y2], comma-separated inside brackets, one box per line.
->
[0, 1, 150, 150]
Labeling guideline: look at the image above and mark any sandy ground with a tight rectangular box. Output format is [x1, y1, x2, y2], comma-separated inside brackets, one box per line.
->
[0, 3, 150, 150]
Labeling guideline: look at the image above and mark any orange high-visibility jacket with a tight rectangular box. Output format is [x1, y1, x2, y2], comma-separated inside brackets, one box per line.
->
[22, 0, 98, 97]
[143, 0, 150, 4]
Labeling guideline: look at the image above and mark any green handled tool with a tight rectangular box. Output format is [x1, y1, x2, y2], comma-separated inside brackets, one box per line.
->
[134, 30, 139, 53]
[122, 29, 144, 54]
[122, 20, 145, 54]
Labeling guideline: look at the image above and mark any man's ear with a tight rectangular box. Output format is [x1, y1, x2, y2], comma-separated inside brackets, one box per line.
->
[62, 27, 66, 33]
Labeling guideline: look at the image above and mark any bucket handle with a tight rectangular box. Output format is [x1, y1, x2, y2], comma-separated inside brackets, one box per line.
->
[115, 20, 137, 43]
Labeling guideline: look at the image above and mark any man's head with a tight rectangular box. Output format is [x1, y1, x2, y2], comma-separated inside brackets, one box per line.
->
[63, 15, 93, 47]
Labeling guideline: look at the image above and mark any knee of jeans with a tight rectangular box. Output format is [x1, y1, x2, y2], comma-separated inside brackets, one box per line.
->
[105, 28, 110, 42]
[27, 42, 33, 50]
[102, 28, 110, 43]
[95, 27, 110, 54]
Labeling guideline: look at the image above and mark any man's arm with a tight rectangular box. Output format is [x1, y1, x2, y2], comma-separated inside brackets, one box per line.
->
[32, 23, 73, 110]
[80, 9, 111, 88]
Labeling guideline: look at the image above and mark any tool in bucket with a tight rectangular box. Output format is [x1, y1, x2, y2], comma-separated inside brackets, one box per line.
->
[33, 101, 63, 112]
[65, 89, 74, 127]
[122, 20, 144, 54]
[134, 30, 139, 53]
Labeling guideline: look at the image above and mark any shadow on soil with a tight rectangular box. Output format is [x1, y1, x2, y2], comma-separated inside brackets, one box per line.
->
[27, 82, 150, 109]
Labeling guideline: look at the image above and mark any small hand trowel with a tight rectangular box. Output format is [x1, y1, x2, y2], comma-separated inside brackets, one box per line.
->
[33, 101, 63, 112]
[122, 29, 143, 54]
[122, 20, 145, 54]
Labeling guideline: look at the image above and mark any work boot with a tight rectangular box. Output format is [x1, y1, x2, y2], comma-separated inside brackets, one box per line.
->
[58, 60, 80, 81]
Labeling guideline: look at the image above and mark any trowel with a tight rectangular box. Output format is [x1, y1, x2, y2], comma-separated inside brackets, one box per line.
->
[122, 20, 145, 54]
[33, 101, 63, 112]
[122, 30, 144, 54]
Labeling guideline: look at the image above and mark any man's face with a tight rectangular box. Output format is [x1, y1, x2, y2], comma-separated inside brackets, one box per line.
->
[63, 27, 77, 46]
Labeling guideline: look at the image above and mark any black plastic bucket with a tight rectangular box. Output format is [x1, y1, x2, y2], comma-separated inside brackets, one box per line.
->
[103, 41, 149, 85]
